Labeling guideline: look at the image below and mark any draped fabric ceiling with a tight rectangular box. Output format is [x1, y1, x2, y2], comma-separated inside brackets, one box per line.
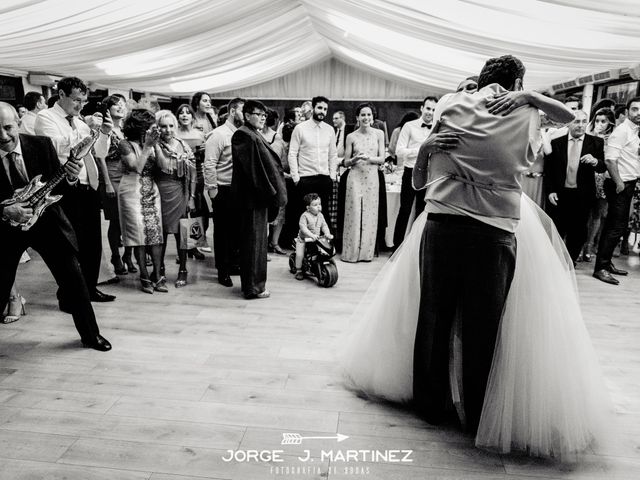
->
[1, 0, 640, 97]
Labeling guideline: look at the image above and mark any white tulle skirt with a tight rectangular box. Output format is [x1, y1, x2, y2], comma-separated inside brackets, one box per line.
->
[340, 195, 612, 459]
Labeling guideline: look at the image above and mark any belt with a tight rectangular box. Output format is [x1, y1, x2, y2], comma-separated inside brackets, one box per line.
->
[428, 213, 486, 226]
[76, 183, 95, 191]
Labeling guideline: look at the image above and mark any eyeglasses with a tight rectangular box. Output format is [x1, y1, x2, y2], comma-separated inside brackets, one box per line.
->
[250, 112, 267, 118]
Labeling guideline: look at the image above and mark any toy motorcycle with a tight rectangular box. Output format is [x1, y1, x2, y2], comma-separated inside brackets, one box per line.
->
[289, 236, 339, 288]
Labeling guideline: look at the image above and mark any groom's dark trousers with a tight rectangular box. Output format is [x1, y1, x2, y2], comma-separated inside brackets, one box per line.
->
[413, 214, 516, 432]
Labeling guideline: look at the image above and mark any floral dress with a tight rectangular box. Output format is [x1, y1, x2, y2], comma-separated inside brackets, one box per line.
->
[342, 132, 380, 262]
[117, 140, 163, 246]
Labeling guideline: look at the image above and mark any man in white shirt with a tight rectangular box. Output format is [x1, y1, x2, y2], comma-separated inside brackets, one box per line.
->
[393, 96, 438, 249]
[34, 76, 114, 306]
[593, 96, 640, 285]
[205, 97, 245, 287]
[19, 91, 46, 135]
[288, 96, 338, 222]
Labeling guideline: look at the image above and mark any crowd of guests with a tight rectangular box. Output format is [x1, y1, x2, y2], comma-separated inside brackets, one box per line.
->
[3, 72, 640, 347]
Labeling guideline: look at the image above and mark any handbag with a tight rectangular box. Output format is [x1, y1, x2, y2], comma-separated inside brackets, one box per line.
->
[179, 214, 209, 250]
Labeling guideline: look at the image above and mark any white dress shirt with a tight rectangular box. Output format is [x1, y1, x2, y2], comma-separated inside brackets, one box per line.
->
[19, 111, 38, 135]
[288, 119, 338, 182]
[396, 118, 432, 169]
[564, 135, 584, 188]
[204, 120, 237, 188]
[605, 118, 640, 181]
[34, 103, 108, 186]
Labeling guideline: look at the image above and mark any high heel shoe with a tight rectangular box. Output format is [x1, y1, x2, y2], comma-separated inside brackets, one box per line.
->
[2, 294, 26, 324]
[175, 269, 188, 288]
[152, 276, 169, 293]
[112, 256, 127, 275]
[188, 248, 205, 260]
[123, 255, 137, 273]
[140, 278, 154, 294]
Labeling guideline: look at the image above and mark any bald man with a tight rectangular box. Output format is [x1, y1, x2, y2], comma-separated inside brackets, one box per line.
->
[0, 102, 111, 350]
[544, 110, 606, 264]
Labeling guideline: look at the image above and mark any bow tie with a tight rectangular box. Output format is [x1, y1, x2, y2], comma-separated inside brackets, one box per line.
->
[421, 123, 432, 129]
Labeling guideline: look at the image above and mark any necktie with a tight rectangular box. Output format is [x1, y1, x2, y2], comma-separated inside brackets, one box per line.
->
[421, 123, 432, 129]
[66, 115, 77, 130]
[8, 152, 27, 189]
[336, 129, 341, 147]
[565, 138, 580, 188]
[66, 114, 99, 190]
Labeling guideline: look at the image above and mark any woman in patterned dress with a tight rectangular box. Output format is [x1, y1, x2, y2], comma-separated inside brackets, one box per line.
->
[95, 95, 136, 275]
[118, 109, 169, 294]
[341, 103, 386, 262]
[155, 110, 196, 288]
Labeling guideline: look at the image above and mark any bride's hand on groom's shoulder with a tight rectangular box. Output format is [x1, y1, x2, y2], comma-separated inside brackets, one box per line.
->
[420, 132, 461, 155]
[487, 91, 531, 116]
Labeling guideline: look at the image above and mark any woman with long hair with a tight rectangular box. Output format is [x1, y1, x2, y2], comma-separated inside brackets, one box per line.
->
[582, 108, 615, 261]
[184, 97, 212, 259]
[95, 95, 136, 275]
[341, 103, 386, 262]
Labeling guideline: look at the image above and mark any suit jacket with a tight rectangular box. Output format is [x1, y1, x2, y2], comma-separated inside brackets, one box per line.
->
[231, 125, 287, 222]
[0, 134, 78, 250]
[334, 124, 355, 152]
[544, 133, 606, 202]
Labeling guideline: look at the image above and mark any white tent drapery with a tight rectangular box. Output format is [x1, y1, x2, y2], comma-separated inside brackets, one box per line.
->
[1, 0, 639, 96]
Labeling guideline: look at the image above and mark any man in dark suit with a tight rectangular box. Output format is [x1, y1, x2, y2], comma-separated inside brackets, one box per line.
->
[231, 100, 287, 299]
[544, 110, 606, 263]
[332, 111, 355, 160]
[0, 102, 111, 351]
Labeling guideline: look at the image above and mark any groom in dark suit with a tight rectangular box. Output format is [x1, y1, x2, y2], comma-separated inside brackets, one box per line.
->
[232, 100, 287, 299]
[544, 110, 606, 263]
[0, 102, 110, 350]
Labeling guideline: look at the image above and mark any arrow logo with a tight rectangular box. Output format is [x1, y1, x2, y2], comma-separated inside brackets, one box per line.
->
[281, 433, 349, 445]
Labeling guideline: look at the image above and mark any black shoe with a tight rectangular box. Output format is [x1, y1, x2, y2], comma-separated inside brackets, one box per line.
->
[90, 289, 116, 302]
[593, 269, 620, 285]
[218, 274, 233, 287]
[188, 248, 205, 260]
[607, 263, 628, 276]
[82, 334, 112, 352]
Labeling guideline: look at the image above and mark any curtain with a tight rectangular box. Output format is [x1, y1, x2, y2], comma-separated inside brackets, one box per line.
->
[1, 0, 639, 96]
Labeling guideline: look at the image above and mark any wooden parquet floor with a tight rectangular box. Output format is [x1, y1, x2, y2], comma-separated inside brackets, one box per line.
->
[1, 236, 639, 479]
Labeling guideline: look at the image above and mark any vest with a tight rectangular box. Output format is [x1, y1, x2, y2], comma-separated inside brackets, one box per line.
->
[425, 84, 539, 220]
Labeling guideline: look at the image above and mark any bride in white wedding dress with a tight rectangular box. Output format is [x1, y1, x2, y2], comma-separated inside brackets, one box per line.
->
[340, 194, 612, 460]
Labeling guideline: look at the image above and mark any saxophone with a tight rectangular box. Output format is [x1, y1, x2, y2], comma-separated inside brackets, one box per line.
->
[1, 129, 100, 230]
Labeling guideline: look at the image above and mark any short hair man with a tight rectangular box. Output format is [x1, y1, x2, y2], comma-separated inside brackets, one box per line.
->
[205, 97, 245, 288]
[614, 104, 627, 126]
[19, 92, 46, 135]
[593, 96, 640, 285]
[0, 102, 110, 350]
[412, 55, 574, 432]
[231, 100, 287, 299]
[393, 95, 438, 249]
[288, 96, 338, 224]
[332, 110, 354, 160]
[544, 110, 606, 263]
[34, 76, 115, 307]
